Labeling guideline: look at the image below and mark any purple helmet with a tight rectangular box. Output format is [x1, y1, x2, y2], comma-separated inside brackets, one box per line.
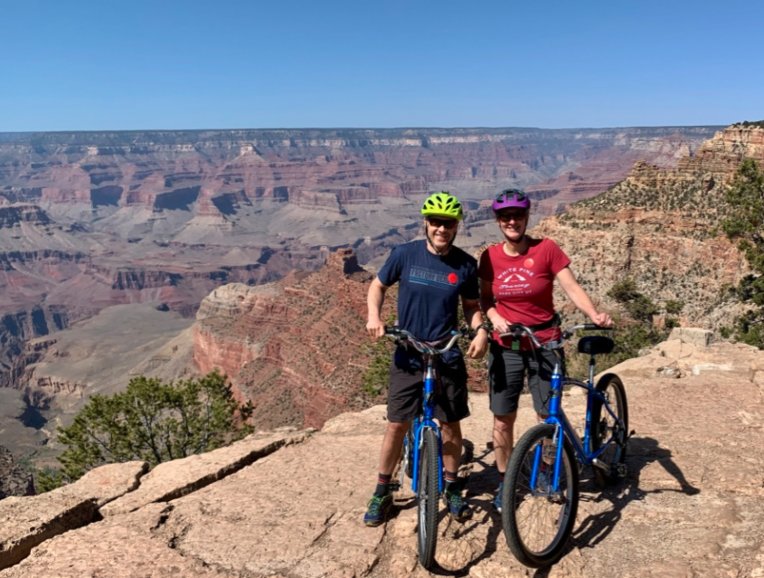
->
[492, 188, 530, 212]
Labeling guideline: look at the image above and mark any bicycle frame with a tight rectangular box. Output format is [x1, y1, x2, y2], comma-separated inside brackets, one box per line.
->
[537, 365, 622, 492]
[408, 353, 444, 494]
[387, 327, 464, 496]
[501, 323, 625, 493]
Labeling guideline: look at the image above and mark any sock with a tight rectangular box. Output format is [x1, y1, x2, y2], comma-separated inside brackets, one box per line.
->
[444, 471, 463, 493]
[374, 473, 392, 497]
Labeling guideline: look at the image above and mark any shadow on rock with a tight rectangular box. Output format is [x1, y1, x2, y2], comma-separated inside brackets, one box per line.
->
[424, 439, 505, 577]
[571, 434, 700, 554]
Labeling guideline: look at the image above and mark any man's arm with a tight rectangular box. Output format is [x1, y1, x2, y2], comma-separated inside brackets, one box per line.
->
[462, 297, 489, 359]
[366, 277, 389, 339]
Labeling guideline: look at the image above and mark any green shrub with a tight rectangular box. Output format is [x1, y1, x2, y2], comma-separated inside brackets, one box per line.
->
[361, 337, 394, 396]
[722, 158, 764, 348]
[46, 371, 253, 485]
[664, 299, 684, 315]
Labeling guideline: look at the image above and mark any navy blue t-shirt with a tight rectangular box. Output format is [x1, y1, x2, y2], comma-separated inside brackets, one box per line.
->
[377, 240, 479, 342]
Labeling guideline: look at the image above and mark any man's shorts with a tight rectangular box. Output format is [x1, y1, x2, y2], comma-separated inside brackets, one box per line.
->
[488, 340, 564, 417]
[386, 345, 470, 423]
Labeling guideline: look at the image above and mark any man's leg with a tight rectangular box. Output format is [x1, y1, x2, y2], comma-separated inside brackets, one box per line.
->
[364, 420, 409, 527]
[440, 419, 462, 475]
[378, 420, 409, 476]
[440, 420, 472, 521]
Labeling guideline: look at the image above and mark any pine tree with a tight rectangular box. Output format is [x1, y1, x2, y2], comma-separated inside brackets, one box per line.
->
[722, 158, 764, 348]
[50, 371, 253, 484]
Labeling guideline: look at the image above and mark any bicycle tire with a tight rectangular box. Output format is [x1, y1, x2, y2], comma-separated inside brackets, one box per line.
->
[590, 373, 629, 487]
[502, 423, 579, 568]
[417, 427, 439, 569]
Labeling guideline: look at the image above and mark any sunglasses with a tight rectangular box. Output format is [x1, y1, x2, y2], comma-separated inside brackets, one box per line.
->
[496, 211, 527, 222]
[426, 217, 458, 229]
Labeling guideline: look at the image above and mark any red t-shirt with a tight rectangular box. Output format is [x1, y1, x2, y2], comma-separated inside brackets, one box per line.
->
[478, 237, 571, 347]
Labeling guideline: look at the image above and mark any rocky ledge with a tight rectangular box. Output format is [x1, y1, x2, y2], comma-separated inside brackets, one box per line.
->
[1, 329, 762, 577]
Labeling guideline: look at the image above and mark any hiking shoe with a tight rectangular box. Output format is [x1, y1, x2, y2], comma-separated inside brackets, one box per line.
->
[444, 489, 472, 522]
[363, 494, 392, 527]
[493, 482, 503, 513]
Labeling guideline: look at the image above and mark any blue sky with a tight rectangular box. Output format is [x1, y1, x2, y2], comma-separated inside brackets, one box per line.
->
[2, 0, 762, 132]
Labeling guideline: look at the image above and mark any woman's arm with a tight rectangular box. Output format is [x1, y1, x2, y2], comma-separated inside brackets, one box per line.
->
[556, 267, 613, 327]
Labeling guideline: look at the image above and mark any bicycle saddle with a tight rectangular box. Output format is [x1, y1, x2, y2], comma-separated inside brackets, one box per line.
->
[577, 335, 615, 355]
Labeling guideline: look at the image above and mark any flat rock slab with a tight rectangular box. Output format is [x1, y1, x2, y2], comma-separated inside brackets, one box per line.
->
[0, 504, 228, 578]
[0, 461, 147, 570]
[1, 338, 762, 577]
[102, 429, 309, 516]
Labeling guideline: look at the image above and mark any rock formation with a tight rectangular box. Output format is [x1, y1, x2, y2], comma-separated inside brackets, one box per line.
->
[531, 124, 764, 329]
[193, 248, 382, 430]
[0, 446, 34, 499]
[0, 127, 716, 393]
[0, 124, 751, 469]
[0, 331, 762, 576]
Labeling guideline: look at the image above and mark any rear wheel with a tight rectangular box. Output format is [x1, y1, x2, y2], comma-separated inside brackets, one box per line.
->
[590, 373, 629, 487]
[502, 423, 579, 568]
[417, 427, 440, 569]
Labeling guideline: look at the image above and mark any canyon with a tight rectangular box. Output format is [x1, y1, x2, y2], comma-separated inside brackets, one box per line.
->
[1, 123, 756, 468]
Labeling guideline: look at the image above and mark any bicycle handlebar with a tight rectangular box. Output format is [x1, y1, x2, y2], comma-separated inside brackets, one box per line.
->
[384, 326, 466, 356]
[500, 323, 613, 349]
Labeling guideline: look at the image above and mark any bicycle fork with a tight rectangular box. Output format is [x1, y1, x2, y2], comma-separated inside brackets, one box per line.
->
[409, 363, 444, 494]
[536, 363, 565, 496]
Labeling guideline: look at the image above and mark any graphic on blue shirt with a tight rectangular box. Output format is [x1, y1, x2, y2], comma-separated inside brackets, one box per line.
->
[409, 266, 459, 288]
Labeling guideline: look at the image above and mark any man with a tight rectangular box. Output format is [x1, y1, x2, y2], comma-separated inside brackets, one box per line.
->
[364, 191, 489, 526]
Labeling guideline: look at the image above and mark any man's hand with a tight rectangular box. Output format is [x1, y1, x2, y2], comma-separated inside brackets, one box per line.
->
[466, 330, 489, 359]
[366, 319, 385, 339]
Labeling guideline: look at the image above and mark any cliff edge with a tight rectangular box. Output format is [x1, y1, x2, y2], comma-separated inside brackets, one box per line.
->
[1, 329, 762, 577]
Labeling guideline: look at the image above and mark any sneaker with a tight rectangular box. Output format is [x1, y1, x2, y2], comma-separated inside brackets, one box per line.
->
[363, 494, 392, 527]
[444, 488, 472, 522]
[493, 482, 503, 513]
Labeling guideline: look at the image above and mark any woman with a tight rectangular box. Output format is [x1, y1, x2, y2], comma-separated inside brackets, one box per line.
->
[478, 188, 612, 512]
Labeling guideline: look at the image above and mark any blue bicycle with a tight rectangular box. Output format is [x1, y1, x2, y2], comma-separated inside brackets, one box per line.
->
[384, 326, 465, 570]
[500, 323, 631, 568]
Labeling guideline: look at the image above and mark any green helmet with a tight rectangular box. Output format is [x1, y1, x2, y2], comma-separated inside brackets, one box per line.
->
[420, 191, 463, 221]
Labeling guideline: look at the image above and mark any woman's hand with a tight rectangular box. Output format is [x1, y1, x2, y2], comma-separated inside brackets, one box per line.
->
[590, 311, 613, 328]
[490, 314, 511, 335]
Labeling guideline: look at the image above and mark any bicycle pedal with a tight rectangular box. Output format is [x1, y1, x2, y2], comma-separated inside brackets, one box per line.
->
[388, 482, 401, 492]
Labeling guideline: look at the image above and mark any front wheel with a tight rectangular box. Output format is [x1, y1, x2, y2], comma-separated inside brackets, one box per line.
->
[417, 427, 440, 569]
[590, 373, 629, 487]
[502, 423, 579, 568]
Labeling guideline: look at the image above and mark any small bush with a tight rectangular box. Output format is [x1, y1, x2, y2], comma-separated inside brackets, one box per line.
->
[47, 371, 253, 485]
